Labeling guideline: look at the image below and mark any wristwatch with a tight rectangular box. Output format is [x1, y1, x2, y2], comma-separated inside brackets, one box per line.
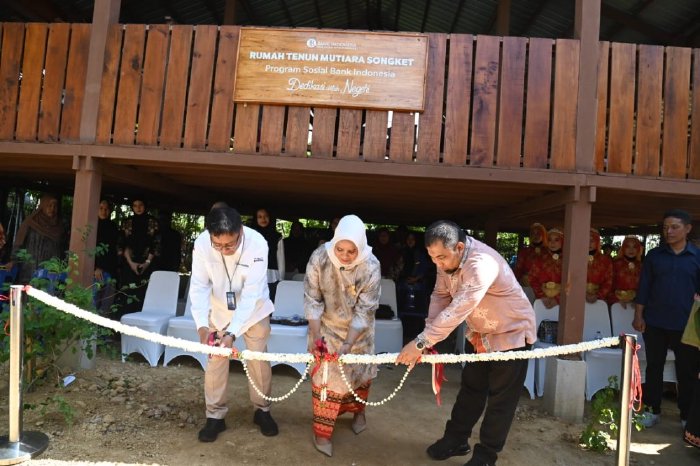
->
[414, 336, 428, 351]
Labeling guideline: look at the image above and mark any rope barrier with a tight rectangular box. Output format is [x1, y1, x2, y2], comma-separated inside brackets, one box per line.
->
[23, 286, 624, 403]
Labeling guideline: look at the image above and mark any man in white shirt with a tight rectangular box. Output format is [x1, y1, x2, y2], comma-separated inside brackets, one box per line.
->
[190, 206, 278, 441]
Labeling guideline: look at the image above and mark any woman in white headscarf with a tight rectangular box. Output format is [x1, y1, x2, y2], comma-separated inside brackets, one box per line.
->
[304, 214, 381, 457]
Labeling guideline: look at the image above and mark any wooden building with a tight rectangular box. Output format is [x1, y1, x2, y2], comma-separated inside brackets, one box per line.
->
[0, 0, 699, 347]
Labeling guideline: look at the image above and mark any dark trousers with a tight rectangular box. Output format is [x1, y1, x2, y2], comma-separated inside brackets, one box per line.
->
[642, 325, 700, 420]
[444, 341, 529, 464]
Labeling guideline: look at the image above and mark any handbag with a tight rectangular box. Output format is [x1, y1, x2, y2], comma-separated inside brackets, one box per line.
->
[537, 319, 558, 344]
[681, 298, 700, 349]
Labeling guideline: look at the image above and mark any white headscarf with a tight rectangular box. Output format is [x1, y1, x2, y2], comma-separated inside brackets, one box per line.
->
[324, 215, 372, 270]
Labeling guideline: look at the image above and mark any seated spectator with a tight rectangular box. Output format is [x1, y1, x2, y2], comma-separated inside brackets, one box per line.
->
[586, 228, 613, 304]
[284, 220, 311, 275]
[373, 227, 402, 280]
[608, 235, 643, 308]
[529, 228, 564, 309]
[513, 222, 548, 287]
[11, 193, 65, 284]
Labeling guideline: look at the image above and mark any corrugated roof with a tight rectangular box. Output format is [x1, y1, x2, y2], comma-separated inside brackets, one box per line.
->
[0, 0, 698, 47]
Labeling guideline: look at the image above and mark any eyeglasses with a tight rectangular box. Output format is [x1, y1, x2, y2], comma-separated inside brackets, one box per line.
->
[211, 234, 241, 252]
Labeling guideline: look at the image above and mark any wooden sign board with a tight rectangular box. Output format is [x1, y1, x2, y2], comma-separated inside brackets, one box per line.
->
[234, 28, 428, 111]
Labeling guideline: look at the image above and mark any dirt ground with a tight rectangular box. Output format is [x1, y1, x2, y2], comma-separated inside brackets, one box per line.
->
[1, 348, 699, 466]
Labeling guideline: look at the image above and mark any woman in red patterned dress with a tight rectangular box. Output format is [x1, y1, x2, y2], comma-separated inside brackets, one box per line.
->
[513, 222, 548, 287]
[529, 228, 564, 309]
[608, 235, 643, 308]
[586, 228, 613, 304]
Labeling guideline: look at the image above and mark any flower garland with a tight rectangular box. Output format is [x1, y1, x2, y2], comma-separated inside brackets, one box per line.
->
[337, 360, 412, 406]
[241, 357, 311, 403]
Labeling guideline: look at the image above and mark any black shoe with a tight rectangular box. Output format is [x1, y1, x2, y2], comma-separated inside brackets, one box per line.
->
[198, 418, 226, 442]
[464, 457, 495, 466]
[426, 436, 471, 460]
[253, 409, 279, 437]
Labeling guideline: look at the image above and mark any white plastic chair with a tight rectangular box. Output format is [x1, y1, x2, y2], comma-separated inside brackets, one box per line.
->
[375, 278, 403, 354]
[582, 300, 612, 342]
[269, 280, 309, 375]
[533, 299, 560, 397]
[121, 271, 180, 367]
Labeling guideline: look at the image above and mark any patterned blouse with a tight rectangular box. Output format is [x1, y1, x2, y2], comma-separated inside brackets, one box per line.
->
[304, 245, 381, 392]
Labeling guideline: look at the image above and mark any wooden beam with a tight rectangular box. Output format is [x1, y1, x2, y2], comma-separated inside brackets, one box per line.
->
[69, 156, 102, 287]
[487, 186, 588, 223]
[102, 162, 217, 201]
[313, 0, 324, 27]
[605, 0, 655, 40]
[79, 0, 121, 143]
[280, 0, 295, 27]
[0, 0, 72, 22]
[600, 3, 677, 44]
[420, 0, 432, 33]
[558, 187, 593, 347]
[493, 0, 511, 35]
[449, 0, 467, 33]
[516, 0, 547, 35]
[238, 0, 257, 24]
[203, 0, 223, 24]
[223, 0, 237, 25]
[159, 0, 184, 24]
[394, 0, 402, 31]
[574, 0, 600, 172]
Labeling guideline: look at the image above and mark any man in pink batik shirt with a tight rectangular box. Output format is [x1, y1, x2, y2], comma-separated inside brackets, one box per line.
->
[397, 220, 536, 466]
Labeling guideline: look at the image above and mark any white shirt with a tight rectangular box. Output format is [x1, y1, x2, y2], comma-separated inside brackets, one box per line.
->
[189, 227, 274, 337]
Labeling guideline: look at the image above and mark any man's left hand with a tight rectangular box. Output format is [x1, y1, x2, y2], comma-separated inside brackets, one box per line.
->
[396, 341, 423, 369]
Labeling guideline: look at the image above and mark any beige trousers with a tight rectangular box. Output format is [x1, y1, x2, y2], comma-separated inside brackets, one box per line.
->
[204, 317, 272, 419]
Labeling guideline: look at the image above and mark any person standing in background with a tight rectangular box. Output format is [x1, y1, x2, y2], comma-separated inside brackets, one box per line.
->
[634, 209, 700, 428]
[250, 208, 284, 301]
[94, 200, 120, 314]
[11, 193, 64, 284]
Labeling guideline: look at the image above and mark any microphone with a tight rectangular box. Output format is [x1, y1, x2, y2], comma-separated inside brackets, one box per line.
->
[340, 267, 345, 271]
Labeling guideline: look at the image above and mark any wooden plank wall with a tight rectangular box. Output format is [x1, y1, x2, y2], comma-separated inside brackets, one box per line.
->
[597, 42, 698, 180]
[1, 22, 699, 181]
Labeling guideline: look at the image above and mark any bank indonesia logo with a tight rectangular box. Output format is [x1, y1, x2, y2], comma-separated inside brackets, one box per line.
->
[306, 38, 317, 48]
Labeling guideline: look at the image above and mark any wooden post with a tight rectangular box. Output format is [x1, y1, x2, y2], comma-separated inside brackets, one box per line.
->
[574, 0, 601, 172]
[558, 186, 595, 347]
[494, 0, 511, 36]
[79, 0, 121, 142]
[69, 156, 102, 288]
[224, 0, 237, 25]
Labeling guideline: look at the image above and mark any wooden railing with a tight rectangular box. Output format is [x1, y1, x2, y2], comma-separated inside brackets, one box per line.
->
[0, 22, 698, 179]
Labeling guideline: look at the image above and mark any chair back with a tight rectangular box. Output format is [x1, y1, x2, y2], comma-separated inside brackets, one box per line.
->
[533, 299, 559, 327]
[141, 271, 181, 314]
[610, 302, 642, 347]
[380, 278, 397, 318]
[273, 280, 305, 318]
[583, 300, 612, 340]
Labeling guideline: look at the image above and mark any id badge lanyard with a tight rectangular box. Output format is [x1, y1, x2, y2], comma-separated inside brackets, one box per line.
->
[222, 235, 245, 311]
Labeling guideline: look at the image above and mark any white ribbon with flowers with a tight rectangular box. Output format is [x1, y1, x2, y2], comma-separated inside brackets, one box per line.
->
[23, 286, 622, 405]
